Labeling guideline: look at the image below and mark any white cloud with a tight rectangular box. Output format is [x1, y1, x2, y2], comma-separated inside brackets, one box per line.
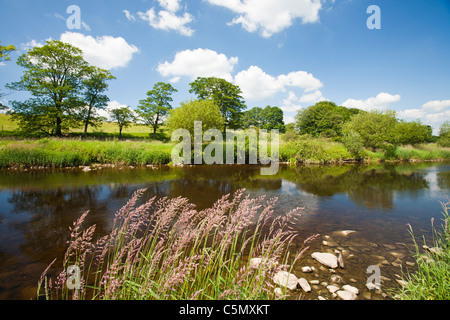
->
[422, 99, 450, 113]
[137, 0, 194, 36]
[157, 48, 238, 82]
[123, 10, 136, 22]
[158, 0, 182, 13]
[21, 39, 45, 51]
[342, 92, 401, 111]
[205, 0, 322, 37]
[397, 99, 450, 134]
[299, 90, 326, 103]
[234, 66, 323, 101]
[60, 32, 139, 70]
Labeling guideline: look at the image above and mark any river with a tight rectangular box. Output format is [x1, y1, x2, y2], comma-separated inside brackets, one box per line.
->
[0, 162, 449, 299]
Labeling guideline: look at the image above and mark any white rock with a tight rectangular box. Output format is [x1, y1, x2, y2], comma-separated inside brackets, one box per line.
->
[337, 290, 357, 300]
[342, 285, 359, 295]
[366, 282, 381, 291]
[301, 266, 313, 273]
[249, 258, 262, 268]
[311, 252, 338, 269]
[338, 253, 345, 269]
[274, 287, 283, 298]
[318, 296, 326, 300]
[298, 278, 311, 293]
[273, 271, 298, 291]
[326, 285, 340, 293]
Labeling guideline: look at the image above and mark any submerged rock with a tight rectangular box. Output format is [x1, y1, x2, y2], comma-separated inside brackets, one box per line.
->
[337, 290, 357, 300]
[298, 278, 311, 293]
[273, 271, 298, 291]
[311, 252, 338, 269]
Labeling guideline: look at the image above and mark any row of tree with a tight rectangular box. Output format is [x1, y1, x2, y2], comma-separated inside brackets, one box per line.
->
[293, 101, 450, 156]
[2, 40, 287, 138]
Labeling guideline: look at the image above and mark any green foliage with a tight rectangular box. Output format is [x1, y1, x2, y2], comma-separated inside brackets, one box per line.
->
[137, 82, 177, 138]
[396, 120, 433, 146]
[7, 40, 90, 137]
[189, 77, 245, 131]
[242, 105, 286, 132]
[280, 135, 351, 163]
[341, 130, 364, 158]
[81, 66, 115, 137]
[0, 139, 172, 168]
[295, 101, 361, 138]
[108, 106, 136, 138]
[342, 110, 399, 152]
[166, 99, 225, 138]
[0, 41, 16, 62]
[438, 121, 450, 147]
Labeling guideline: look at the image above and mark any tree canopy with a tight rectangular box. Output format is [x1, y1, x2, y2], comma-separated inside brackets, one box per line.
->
[7, 40, 91, 136]
[189, 77, 245, 132]
[108, 106, 136, 138]
[295, 101, 361, 138]
[137, 82, 177, 138]
[242, 105, 285, 132]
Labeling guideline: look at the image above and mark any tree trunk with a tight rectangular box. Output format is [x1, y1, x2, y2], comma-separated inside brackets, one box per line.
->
[119, 126, 123, 139]
[83, 107, 92, 138]
[55, 116, 63, 137]
[153, 126, 157, 139]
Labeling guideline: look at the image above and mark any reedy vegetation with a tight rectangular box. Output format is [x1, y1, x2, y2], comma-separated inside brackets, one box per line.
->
[38, 189, 316, 300]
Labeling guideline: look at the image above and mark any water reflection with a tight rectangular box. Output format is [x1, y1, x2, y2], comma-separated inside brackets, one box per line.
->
[0, 162, 449, 299]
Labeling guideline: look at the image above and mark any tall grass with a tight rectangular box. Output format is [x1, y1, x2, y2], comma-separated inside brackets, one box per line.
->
[395, 201, 450, 300]
[37, 189, 314, 300]
[0, 139, 173, 168]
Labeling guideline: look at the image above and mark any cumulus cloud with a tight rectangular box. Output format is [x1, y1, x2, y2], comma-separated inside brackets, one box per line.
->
[397, 99, 450, 134]
[123, 10, 136, 22]
[157, 48, 238, 82]
[234, 66, 323, 101]
[136, 0, 194, 36]
[205, 0, 322, 37]
[342, 92, 401, 111]
[60, 32, 139, 70]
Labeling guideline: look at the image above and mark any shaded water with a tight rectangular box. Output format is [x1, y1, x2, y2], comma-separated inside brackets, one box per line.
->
[0, 162, 449, 299]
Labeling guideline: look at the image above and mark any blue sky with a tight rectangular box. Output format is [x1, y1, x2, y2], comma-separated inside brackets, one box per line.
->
[1, 0, 449, 133]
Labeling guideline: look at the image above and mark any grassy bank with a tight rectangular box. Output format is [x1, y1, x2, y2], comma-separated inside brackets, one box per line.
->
[38, 189, 312, 300]
[395, 201, 450, 300]
[279, 135, 450, 164]
[0, 139, 173, 168]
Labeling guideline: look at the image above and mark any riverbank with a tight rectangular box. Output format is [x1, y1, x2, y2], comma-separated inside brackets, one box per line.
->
[1, 137, 450, 169]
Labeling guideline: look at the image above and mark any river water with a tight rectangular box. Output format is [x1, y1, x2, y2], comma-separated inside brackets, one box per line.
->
[0, 162, 449, 299]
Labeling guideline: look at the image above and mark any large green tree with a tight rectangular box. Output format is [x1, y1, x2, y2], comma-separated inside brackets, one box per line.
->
[342, 110, 399, 152]
[295, 101, 361, 138]
[189, 77, 245, 132]
[81, 66, 115, 137]
[438, 121, 450, 147]
[242, 105, 285, 132]
[7, 40, 89, 136]
[137, 82, 177, 139]
[108, 106, 136, 139]
[395, 120, 433, 146]
[166, 99, 225, 138]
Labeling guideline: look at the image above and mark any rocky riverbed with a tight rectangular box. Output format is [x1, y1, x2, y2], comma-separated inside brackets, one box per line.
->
[268, 230, 417, 300]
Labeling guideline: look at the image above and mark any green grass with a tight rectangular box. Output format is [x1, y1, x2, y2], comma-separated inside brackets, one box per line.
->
[0, 139, 174, 168]
[394, 201, 450, 300]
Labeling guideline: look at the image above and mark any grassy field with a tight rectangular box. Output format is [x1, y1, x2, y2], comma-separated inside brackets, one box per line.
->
[1, 113, 450, 168]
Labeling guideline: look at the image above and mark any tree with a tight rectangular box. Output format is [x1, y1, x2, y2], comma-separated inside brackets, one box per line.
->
[7, 40, 89, 136]
[81, 66, 115, 137]
[137, 82, 177, 139]
[189, 77, 245, 132]
[109, 106, 136, 139]
[0, 42, 16, 110]
[242, 106, 285, 132]
[295, 101, 361, 138]
[396, 120, 433, 146]
[166, 99, 225, 138]
[438, 121, 450, 147]
[0, 42, 15, 62]
[342, 110, 399, 152]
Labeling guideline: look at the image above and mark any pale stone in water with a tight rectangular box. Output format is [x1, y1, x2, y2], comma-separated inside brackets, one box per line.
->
[311, 252, 338, 269]
[273, 271, 298, 291]
[327, 285, 340, 293]
[342, 285, 359, 295]
[337, 290, 357, 300]
[298, 278, 311, 293]
[302, 266, 313, 273]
